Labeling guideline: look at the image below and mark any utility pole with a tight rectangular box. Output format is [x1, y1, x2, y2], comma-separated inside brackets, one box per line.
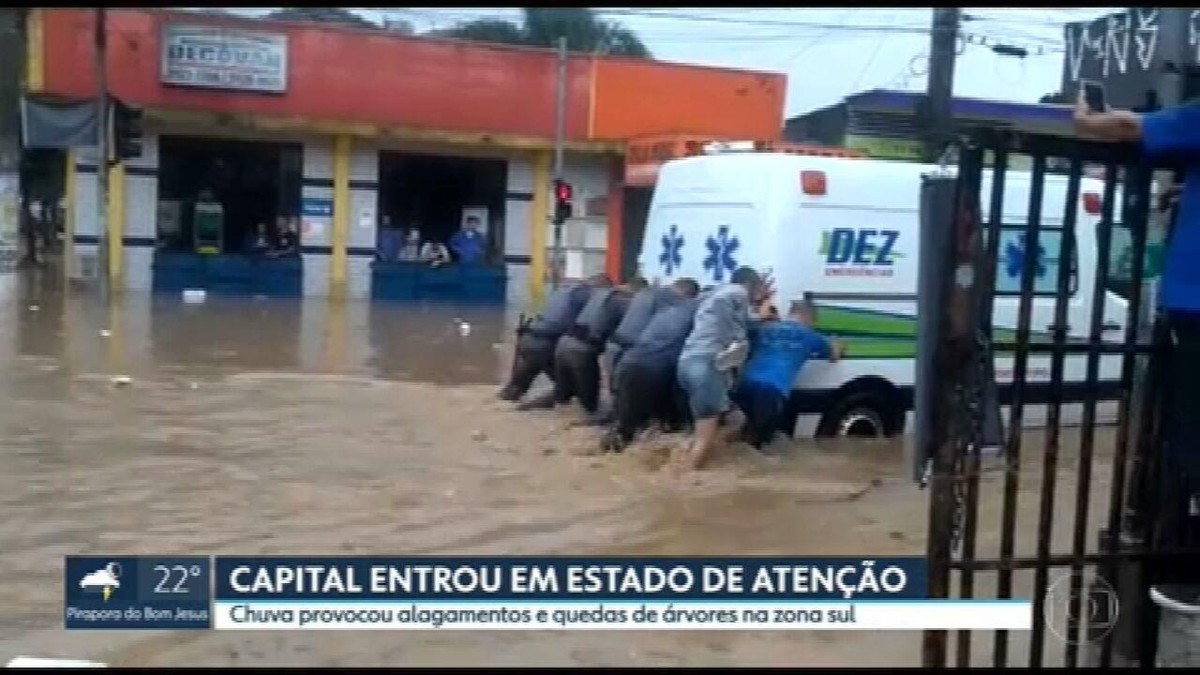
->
[550, 35, 567, 289]
[0, 8, 23, 273]
[94, 8, 109, 297]
[923, 8, 961, 164]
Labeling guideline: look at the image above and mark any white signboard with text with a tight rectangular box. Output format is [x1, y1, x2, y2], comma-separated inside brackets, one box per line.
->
[161, 24, 288, 93]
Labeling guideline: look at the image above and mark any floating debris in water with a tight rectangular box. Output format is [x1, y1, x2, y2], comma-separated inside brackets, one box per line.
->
[110, 376, 132, 387]
[27, 305, 39, 312]
[98, 329, 111, 338]
[458, 322, 472, 337]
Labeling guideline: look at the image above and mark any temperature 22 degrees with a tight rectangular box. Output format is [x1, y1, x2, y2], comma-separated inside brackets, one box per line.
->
[154, 563, 205, 595]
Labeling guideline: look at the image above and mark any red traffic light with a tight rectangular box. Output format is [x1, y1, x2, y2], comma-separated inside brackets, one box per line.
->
[554, 180, 573, 203]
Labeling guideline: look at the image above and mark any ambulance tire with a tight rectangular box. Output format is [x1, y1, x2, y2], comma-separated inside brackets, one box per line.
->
[816, 390, 901, 439]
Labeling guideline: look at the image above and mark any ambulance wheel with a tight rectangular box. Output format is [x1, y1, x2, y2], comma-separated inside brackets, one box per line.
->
[816, 391, 899, 439]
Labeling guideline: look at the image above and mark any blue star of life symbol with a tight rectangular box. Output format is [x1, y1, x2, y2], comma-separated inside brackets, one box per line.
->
[1003, 234, 1046, 280]
[703, 225, 740, 282]
[660, 224, 684, 274]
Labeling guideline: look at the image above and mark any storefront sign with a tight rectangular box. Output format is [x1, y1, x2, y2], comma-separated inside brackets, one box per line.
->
[162, 23, 288, 93]
[301, 198, 333, 218]
[301, 197, 332, 245]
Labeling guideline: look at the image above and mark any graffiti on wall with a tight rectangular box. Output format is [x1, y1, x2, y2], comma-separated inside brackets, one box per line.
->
[1058, 7, 1200, 108]
[1064, 8, 1161, 84]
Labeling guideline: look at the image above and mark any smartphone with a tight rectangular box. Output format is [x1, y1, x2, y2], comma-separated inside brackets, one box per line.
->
[1081, 79, 1107, 113]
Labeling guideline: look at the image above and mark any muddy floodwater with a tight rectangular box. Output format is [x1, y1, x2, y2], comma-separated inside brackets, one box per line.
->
[0, 272, 1123, 667]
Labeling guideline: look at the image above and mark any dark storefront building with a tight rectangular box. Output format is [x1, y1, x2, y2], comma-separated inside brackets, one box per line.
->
[783, 89, 1074, 164]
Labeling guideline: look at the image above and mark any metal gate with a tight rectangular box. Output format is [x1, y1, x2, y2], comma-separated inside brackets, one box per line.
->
[919, 126, 1199, 668]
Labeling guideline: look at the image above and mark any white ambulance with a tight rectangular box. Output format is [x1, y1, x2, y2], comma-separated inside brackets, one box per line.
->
[637, 146, 1130, 438]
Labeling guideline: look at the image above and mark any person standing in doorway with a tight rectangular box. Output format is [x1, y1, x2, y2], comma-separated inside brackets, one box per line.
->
[245, 221, 270, 254]
[450, 215, 487, 265]
[675, 267, 772, 471]
[1074, 92, 1200, 547]
[398, 227, 422, 262]
[268, 216, 298, 258]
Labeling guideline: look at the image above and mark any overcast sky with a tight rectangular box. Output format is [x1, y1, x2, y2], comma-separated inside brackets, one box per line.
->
[230, 8, 1118, 118]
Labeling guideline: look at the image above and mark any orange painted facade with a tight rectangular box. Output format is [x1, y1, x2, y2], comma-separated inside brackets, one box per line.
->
[33, 9, 785, 148]
[32, 9, 786, 292]
[590, 59, 786, 142]
[37, 9, 592, 140]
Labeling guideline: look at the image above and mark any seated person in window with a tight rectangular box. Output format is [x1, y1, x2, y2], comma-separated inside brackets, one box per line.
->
[245, 221, 270, 253]
[420, 240, 451, 268]
[450, 215, 487, 264]
[267, 216, 298, 258]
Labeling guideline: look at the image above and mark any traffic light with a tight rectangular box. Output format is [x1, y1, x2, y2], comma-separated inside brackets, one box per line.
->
[553, 179, 573, 223]
[112, 99, 144, 160]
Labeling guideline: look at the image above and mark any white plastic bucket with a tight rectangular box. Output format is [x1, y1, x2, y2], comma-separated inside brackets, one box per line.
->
[1150, 584, 1200, 668]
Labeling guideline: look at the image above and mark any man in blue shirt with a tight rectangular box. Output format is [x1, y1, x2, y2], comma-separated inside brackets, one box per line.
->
[449, 215, 487, 264]
[734, 301, 843, 452]
[1075, 93, 1200, 546]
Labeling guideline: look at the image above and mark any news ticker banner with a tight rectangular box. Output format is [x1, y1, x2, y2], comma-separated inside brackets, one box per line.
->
[65, 556, 1033, 631]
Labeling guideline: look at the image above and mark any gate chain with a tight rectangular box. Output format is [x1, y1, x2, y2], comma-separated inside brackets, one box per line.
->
[950, 328, 992, 552]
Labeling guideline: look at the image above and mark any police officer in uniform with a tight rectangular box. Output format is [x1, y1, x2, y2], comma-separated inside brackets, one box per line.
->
[497, 273, 612, 407]
[593, 278, 700, 426]
[601, 278, 701, 453]
[552, 278, 645, 416]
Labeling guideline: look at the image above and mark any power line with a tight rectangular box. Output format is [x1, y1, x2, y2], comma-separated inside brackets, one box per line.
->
[597, 9, 934, 35]
[851, 34, 891, 93]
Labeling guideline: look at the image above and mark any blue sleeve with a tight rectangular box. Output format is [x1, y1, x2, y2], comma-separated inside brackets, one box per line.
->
[804, 329, 833, 360]
[448, 232, 465, 256]
[1141, 105, 1200, 159]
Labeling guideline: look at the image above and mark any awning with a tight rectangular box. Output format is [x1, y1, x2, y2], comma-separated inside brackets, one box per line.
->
[20, 94, 99, 149]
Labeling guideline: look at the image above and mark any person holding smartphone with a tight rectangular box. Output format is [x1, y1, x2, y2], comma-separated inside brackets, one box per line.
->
[1073, 85, 1200, 548]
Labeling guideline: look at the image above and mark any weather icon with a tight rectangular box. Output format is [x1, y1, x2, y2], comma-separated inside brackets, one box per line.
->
[79, 562, 121, 602]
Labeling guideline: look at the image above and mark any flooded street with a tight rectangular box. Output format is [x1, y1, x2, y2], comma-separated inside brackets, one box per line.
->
[0, 271, 1123, 667]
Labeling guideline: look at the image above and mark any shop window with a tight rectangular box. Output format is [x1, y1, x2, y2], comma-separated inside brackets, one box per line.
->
[157, 136, 302, 256]
[376, 151, 507, 265]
